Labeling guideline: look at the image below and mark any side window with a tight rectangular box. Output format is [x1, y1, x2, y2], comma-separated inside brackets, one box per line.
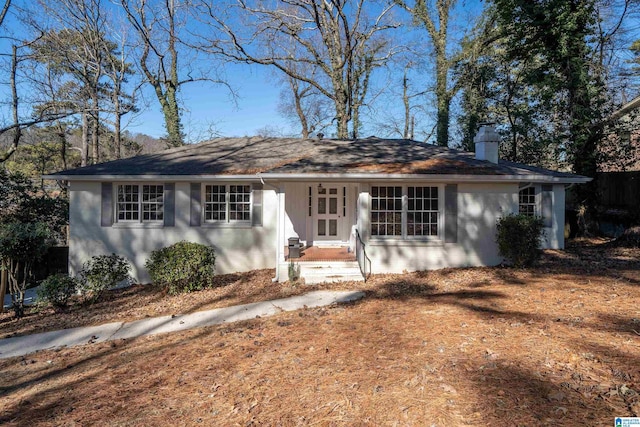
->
[370, 185, 444, 239]
[204, 185, 227, 221]
[204, 184, 251, 223]
[116, 184, 164, 223]
[519, 187, 536, 216]
[370, 186, 402, 236]
[407, 186, 439, 237]
[228, 185, 251, 221]
[117, 184, 139, 222]
[142, 185, 164, 221]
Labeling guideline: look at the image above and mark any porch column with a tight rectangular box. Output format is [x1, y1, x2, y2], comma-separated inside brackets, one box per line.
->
[277, 186, 286, 263]
[357, 183, 370, 241]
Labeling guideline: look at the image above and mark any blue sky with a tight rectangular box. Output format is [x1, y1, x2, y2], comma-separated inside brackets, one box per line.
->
[0, 0, 489, 143]
[126, 0, 487, 142]
[133, 64, 291, 141]
[10, 0, 637, 144]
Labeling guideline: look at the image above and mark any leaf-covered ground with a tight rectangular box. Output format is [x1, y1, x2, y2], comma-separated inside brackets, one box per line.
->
[0, 238, 638, 426]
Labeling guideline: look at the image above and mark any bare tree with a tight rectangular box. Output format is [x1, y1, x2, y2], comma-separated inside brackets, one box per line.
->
[119, 0, 187, 147]
[0, 42, 74, 163]
[395, 0, 459, 147]
[276, 65, 332, 138]
[102, 25, 138, 159]
[197, 0, 398, 139]
[0, 0, 10, 28]
[26, 0, 116, 165]
[0, 2, 74, 163]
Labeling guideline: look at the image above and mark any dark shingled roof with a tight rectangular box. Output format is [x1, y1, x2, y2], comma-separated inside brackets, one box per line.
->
[49, 136, 585, 180]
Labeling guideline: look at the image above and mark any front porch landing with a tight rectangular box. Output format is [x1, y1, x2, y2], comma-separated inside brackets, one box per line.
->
[285, 246, 356, 262]
[281, 246, 363, 284]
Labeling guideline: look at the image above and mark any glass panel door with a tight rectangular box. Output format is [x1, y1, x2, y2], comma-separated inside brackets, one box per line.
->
[315, 185, 341, 239]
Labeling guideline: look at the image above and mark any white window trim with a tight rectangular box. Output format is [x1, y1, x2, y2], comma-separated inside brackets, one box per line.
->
[114, 183, 165, 225]
[202, 183, 253, 226]
[370, 184, 444, 241]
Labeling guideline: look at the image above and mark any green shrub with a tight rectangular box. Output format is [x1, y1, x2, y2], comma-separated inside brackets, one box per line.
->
[496, 213, 545, 268]
[145, 241, 216, 294]
[80, 254, 131, 302]
[37, 274, 78, 310]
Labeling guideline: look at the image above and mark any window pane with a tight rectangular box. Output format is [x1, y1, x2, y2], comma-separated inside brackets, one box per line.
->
[370, 186, 402, 236]
[329, 197, 337, 214]
[318, 219, 326, 236]
[407, 186, 439, 237]
[142, 185, 163, 222]
[329, 219, 337, 236]
[228, 185, 251, 222]
[519, 187, 536, 216]
[205, 185, 227, 222]
[318, 197, 326, 214]
[117, 184, 140, 222]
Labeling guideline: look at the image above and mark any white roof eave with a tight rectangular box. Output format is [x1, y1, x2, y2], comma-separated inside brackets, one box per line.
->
[43, 172, 592, 184]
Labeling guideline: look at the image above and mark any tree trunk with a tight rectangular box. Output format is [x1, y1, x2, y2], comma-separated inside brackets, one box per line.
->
[0, 260, 7, 314]
[162, 84, 183, 147]
[335, 110, 349, 139]
[351, 107, 360, 140]
[91, 92, 99, 164]
[334, 88, 350, 139]
[81, 110, 89, 167]
[295, 97, 310, 139]
[403, 73, 411, 139]
[435, 52, 450, 147]
[114, 110, 121, 159]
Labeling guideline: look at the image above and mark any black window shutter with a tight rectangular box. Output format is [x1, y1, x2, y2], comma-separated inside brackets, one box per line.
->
[101, 182, 113, 227]
[444, 184, 458, 243]
[164, 183, 175, 227]
[541, 185, 553, 227]
[252, 183, 263, 227]
[190, 183, 201, 227]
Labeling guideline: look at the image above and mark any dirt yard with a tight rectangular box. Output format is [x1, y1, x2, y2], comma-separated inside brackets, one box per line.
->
[0, 238, 638, 426]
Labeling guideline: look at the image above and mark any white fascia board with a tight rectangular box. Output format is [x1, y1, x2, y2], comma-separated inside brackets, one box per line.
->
[43, 172, 591, 184]
[42, 174, 262, 182]
[258, 173, 592, 184]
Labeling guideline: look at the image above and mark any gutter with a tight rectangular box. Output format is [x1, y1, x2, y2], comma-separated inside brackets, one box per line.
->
[43, 172, 591, 185]
[42, 174, 260, 182]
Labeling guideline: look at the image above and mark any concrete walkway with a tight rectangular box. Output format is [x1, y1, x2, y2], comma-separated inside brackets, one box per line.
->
[0, 290, 365, 359]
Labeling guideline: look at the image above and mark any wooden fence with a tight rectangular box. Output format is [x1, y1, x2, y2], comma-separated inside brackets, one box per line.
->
[597, 172, 640, 212]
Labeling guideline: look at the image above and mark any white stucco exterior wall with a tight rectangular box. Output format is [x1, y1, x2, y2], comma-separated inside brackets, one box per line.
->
[69, 181, 277, 283]
[365, 183, 519, 274]
[283, 182, 309, 244]
[68, 179, 569, 283]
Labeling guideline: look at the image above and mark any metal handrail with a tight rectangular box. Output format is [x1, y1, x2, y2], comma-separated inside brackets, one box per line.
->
[355, 228, 371, 282]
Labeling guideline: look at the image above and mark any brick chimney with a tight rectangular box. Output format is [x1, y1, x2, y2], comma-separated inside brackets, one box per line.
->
[474, 123, 500, 164]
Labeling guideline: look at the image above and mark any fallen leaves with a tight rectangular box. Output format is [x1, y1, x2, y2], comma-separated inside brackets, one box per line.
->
[0, 238, 638, 425]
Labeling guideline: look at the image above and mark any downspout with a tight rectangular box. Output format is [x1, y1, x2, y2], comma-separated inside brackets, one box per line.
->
[258, 173, 281, 283]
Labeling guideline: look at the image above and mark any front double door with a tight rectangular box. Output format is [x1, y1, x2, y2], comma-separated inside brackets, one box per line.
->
[314, 185, 344, 241]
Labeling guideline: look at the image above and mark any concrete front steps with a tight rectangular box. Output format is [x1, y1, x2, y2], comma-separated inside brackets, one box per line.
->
[298, 261, 364, 284]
